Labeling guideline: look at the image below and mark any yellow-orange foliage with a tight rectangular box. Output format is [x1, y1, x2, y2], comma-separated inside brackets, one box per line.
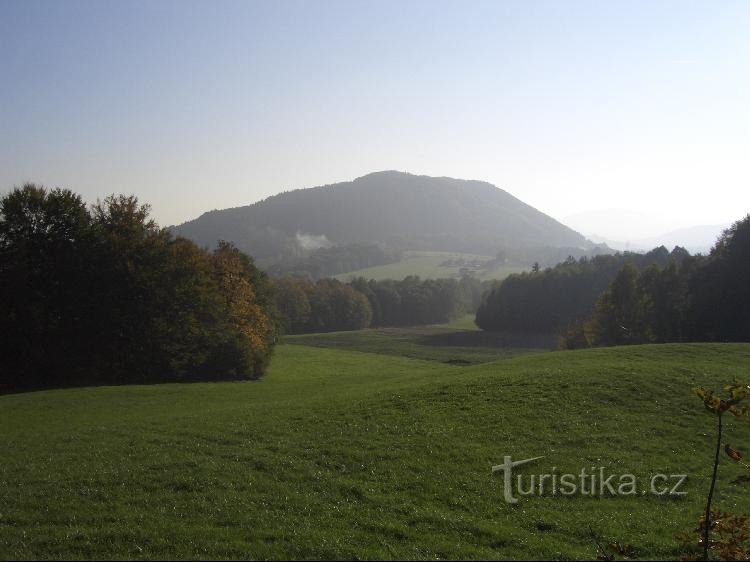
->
[211, 242, 276, 372]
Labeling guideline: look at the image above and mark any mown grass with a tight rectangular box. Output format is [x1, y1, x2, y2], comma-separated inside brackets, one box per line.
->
[284, 323, 551, 365]
[431, 313, 480, 331]
[334, 250, 525, 281]
[3, 343, 750, 560]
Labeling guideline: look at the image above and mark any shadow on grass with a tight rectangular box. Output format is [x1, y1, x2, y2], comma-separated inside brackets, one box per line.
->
[417, 329, 556, 349]
[286, 326, 555, 365]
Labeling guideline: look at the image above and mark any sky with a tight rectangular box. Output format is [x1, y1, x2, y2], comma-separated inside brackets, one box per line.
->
[1, 0, 748, 238]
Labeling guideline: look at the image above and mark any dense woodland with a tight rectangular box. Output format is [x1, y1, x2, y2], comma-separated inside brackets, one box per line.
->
[274, 275, 484, 334]
[0, 185, 279, 392]
[475, 246, 689, 333]
[475, 215, 750, 348]
[560, 215, 750, 348]
[265, 243, 402, 279]
[4, 181, 747, 392]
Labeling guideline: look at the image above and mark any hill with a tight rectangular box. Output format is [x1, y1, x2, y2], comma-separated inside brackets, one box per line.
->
[3, 340, 750, 559]
[172, 172, 592, 269]
[333, 250, 526, 282]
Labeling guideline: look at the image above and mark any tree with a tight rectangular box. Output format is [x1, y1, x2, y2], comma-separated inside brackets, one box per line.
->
[0, 185, 279, 391]
[475, 252, 663, 334]
[210, 241, 278, 378]
[681, 383, 750, 560]
[638, 262, 685, 342]
[274, 277, 313, 334]
[590, 263, 644, 346]
[0, 184, 94, 389]
[689, 215, 750, 342]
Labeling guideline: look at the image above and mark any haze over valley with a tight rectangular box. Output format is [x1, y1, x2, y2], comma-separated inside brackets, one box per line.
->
[172, 170, 609, 278]
[2, 1, 750, 560]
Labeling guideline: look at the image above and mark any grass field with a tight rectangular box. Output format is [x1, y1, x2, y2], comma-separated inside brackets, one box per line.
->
[334, 251, 526, 281]
[432, 313, 481, 331]
[3, 341, 750, 560]
[285, 321, 552, 364]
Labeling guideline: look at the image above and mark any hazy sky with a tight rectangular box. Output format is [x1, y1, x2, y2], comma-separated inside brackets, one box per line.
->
[1, 0, 748, 237]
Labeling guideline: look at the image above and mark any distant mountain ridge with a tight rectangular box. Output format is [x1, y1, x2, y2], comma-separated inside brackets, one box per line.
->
[172, 171, 591, 263]
[586, 224, 730, 254]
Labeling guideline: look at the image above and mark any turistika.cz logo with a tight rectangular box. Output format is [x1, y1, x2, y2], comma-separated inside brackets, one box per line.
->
[492, 456, 688, 504]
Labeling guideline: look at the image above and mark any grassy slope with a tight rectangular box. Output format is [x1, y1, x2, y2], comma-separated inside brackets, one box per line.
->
[334, 251, 525, 281]
[435, 313, 481, 331]
[3, 344, 750, 559]
[285, 325, 548, 365]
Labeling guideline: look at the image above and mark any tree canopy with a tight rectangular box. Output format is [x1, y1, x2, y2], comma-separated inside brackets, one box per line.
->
[0, 184, 279, 391]
[475, 247, 681, 334]
[557, 215, 750, 349]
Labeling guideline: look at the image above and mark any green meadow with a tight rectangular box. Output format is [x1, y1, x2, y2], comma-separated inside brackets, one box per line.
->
[284, 321, 551, 365]
[334, 251, 525, 281]
[3, 338, 750, 560]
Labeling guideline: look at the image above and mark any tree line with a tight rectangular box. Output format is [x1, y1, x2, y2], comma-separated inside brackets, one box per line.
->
[475, 246, 685, 334]
[275, 275, 484, 334]
[474, 214, 750, 348]
[561, 215, 750, 348]
[266, 243, 402, 279]
[0, 184, 279, 392]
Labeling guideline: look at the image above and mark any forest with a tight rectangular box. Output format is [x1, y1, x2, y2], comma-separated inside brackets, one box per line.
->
[475, 245, 690, 333]
[560, 215, 750, 348]
[4, 182, 748, 393]
[0, 184, 278, 392]
[476, 216, 750, 349]
[265, 243, 402, 278]
[274, 275, 484, 334]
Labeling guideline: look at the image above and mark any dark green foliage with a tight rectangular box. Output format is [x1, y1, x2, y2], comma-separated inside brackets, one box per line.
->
[0, 184, 278, 391]
[0, 185, 96, 389]
[588, 262, 645, 346]
[559, 215, 750, 348]
[267, 243, 402, 279]
[274, 277, 372, 334]
[557, 320, 594, 350]
[574, 254, 699, 347]
[475, 248, 679, 333]
[306, 279, 373, 333]
[352, 276, 477, 328]
[275, 274, 483, 334]
[274, 277, 313, 333]
[689, 215, 750, 342]
[637, 260, 692, 342]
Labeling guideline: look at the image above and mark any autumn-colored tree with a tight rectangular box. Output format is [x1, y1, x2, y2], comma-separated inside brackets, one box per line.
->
[0, 185, 279, 391]
[678, 383, 750, 561]
[210, 241, 278, 378]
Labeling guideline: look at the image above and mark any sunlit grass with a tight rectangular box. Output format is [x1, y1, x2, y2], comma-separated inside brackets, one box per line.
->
[430, 313, 480, 331]
[284, 323, 549, 365]
[334, 250, 525, 281]
[2, 343, 750, 559]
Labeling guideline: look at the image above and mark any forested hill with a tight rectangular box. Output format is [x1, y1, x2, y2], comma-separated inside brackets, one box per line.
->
[172, 171, 590, 260]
